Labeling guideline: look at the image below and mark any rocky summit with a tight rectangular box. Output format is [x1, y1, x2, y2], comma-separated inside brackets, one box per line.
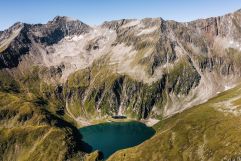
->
[0, 9, 241, 161]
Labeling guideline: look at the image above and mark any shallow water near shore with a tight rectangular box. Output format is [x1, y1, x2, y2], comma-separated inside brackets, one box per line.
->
[79, 121, 155, 159]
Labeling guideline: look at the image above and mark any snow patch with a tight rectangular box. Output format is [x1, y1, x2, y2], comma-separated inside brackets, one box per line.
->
[43, 27, 117, 81]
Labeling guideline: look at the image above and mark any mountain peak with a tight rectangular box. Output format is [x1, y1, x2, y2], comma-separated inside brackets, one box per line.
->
[52, 16, 78, 23]
[3, 22, 24, 33]
[0, 22, 25, 44]
[45, 16, 91, 37]
[234, 8, 241, 13]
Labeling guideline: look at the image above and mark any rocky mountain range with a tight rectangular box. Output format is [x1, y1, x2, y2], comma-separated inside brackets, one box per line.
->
[1, 8, 241, 161]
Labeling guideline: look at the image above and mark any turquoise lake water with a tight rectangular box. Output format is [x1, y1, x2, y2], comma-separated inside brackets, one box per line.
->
[79, 121, 155, 159]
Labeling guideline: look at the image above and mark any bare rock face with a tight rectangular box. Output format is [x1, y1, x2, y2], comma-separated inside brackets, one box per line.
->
[0, 9, 241, 122]
[0, 17, 91, 69]
[37, 16, 91, 45]
[0, 23, 32, 68]
[188, 9, 241, 40]
[0, 8, 241, 161]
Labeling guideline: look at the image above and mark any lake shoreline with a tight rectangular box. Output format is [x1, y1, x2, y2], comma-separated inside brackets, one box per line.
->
[79, 121, 155, 159]
[75, 116, 160, 128]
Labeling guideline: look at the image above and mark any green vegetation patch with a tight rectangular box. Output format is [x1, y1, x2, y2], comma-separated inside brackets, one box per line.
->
[108, 85, 241, 161]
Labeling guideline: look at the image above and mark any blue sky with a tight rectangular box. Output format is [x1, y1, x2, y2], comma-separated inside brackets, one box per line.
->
[0, 0, 241, 30]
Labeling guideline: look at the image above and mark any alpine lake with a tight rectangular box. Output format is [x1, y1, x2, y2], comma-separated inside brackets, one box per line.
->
[79, 121, 155, 159]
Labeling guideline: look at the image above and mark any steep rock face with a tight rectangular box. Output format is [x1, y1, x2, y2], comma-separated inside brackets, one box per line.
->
[0, 10, 241, 123]
[36, 16, 91, 45]
[0, 9, 241, 161]
[0, 16, 91, 69]
[188, 9, 241, 40]
[64, 70, 166, 120]
[0, 23, 31, 68]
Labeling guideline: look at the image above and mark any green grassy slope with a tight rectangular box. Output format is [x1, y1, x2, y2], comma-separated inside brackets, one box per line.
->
[108, 85, 241, 161]
[0, 90, 90, 161]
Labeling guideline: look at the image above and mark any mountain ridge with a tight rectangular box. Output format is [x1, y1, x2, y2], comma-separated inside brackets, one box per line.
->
[2, 8, 241, 33]
[0, 8, 241, 119]
[0, 8, 241, 161]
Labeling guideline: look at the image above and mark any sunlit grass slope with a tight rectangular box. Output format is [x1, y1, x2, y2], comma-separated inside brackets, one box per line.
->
[108, 85, 241, 161]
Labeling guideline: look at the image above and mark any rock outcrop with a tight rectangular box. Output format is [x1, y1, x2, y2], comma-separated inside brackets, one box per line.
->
[0, 10, 241, 121]
[0, 9, 241, 160]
